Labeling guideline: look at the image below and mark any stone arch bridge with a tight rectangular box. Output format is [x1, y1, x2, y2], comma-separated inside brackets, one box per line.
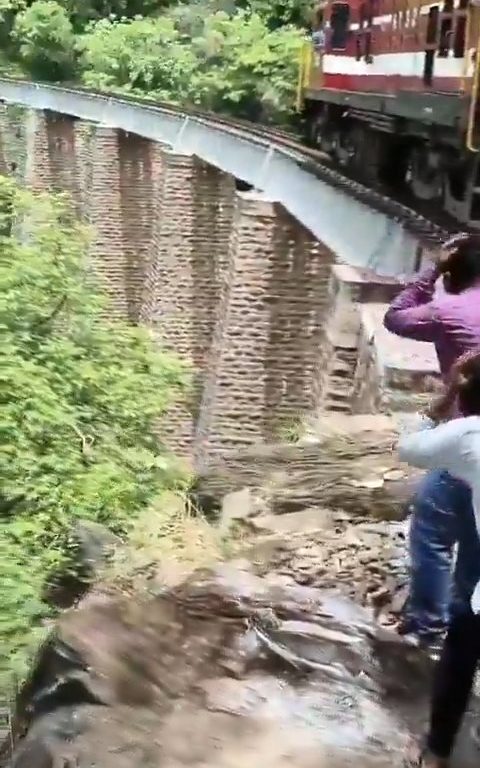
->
[0, 81, 438, 467]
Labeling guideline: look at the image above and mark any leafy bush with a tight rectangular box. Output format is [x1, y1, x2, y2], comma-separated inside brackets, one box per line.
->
[242, 0, 312, 29]
[79, 14, 198, 102]
[0, 176, 187, 686]
[188, 10, 302, 122]
[79, 9, 302, 123]
[1, 0, 305, 123]
[60, 0, 165, 28]
[0, 0, 26, 48]
[12, 0, 77, 80]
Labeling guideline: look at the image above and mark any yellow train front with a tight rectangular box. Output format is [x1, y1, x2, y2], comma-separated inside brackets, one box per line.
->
[297, 0, 480, 227]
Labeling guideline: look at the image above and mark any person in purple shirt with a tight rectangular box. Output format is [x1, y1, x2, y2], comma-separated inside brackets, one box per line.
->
[384, 233, 480, 646]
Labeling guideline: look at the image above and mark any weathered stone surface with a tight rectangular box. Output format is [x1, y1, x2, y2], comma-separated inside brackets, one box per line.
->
[249, 507, 336, 535]
[193, 413, 419, 519]
[352, 303, 440, 414]
[0, 563, 442, 768]
[312, 265, 401, 414]
[73, 520, 121, 574]
[0, 103, 28, 182]
[0, 105, 441, 462]
[196, 191, 333, 463]
[220, 488, 257, 533]
[249, 515, 409, 620]
[141, 150, 235, 455]
[6, 563, 479, 768]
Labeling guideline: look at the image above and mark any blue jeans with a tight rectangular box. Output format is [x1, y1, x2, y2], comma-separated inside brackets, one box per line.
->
[405, 469, 480, 638]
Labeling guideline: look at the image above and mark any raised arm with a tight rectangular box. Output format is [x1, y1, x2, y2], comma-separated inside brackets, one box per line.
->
[383, 264, 439, 340]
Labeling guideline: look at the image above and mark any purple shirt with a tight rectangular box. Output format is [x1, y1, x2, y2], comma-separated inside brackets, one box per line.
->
[383, 264, 480, 379]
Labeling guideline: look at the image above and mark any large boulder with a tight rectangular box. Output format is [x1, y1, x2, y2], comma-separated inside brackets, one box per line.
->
[5, 562, 478, 768]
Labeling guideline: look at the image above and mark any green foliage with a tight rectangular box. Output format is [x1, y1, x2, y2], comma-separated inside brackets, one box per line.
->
[0, 176, 187, 686]
[0, 0, 26, 54]
[1, 0, 306, 123]
[0, 0, 26, 24]
[60, 0, 165, 28]
[12, 0, 77, 80]
[189, 10, 302, 122]
[79, 14, 198, 101]
[241, 0, 312, 29]
[79, 9, 302, 123]
[0, 536, 51, 691]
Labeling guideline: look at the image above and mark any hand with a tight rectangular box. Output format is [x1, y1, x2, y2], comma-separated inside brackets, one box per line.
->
[427, 348, 480, 422]
[447, 347, 480, 387]
[426, 390, 456, 423]
[432, 233, 469, 272]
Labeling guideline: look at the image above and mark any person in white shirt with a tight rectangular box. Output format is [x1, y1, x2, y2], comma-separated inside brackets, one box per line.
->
[399, 350, 480, 767]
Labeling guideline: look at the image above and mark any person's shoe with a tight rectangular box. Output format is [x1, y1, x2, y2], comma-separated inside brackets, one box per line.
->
[397, 621, 445, 659]
[418, 633, 445, 660]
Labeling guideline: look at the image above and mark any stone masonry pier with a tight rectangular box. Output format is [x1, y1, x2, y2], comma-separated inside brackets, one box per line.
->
[0, 105, 439, 465]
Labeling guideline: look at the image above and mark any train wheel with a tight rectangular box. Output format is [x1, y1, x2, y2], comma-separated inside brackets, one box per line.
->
[406, 146, 444, 202]
[305, 108, 335, 153]
[338, 123, 385, 186]
[332, 128, 353, 167]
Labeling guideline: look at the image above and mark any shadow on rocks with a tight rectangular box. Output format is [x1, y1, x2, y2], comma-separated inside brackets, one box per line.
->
[3, 561, 479, 768]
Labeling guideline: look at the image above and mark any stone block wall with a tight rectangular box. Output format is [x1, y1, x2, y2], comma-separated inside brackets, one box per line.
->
[140, 151, 235, 454]
[312, 265, 401, 413]
[195, 191, 334, 464]
[0, 103, 29, 182]
[0, 101, 437, 462]
[351, 304, 439, 414]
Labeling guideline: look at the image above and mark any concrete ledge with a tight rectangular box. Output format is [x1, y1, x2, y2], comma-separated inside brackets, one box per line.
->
[360, 304, 439, 378]
[352, 303, 439, 414]
[330, 264, 401, 304]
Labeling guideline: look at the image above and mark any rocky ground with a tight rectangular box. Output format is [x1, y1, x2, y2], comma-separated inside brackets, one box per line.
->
[245, 510, 409, 627]
[2, 414, 479, 768]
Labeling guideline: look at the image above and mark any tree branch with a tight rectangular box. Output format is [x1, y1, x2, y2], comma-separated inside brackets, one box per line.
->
[33, 294, 67, 330]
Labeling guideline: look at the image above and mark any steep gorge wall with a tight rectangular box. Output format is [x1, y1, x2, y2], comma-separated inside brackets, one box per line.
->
[0, 104, 439, 465]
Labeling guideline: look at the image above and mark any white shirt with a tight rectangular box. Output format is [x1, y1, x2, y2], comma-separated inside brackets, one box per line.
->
[398, 415, 480, 613]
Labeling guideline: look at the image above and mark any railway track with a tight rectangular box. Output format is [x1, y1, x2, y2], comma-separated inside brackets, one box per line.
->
[107, 89, 460, 248]
[116, 92, 460, 248]
[0, 78, 462, 251]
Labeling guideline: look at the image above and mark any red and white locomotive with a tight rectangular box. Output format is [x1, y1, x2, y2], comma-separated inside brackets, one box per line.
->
[298, 0, 480, 226]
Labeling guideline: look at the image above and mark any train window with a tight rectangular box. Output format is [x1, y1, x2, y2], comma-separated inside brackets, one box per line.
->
[365, 29, 372, 62]
[356, 35, 361, 60]
[359, 2, 366, 25]
[454, 15, 467, 58]
[424, 6, 439, 85]
[448, 163, 467, 202]
[439, 0, 453, 57]
[439, 21, 452, 56]
[330, 2, 350, 50]
[425, 5, 439, 46]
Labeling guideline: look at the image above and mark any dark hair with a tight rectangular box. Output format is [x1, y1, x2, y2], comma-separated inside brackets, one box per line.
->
[440, 235, 480, 293]
[458, 357, 480, 415]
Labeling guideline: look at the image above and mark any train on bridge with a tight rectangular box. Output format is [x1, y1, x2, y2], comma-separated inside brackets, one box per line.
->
[297, 0, 480, 228]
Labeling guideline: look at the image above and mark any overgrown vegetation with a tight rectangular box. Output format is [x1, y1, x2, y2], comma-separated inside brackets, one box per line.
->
[0, 0, 312, 692]
[0, 176, 187, 687]
[104, 489, 236, 594]
[0, 0, 310, 124]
